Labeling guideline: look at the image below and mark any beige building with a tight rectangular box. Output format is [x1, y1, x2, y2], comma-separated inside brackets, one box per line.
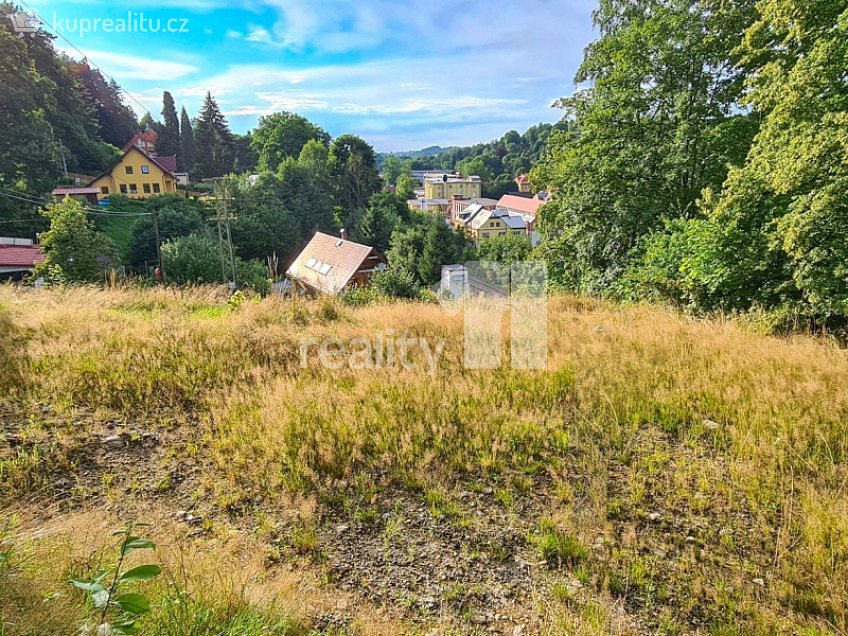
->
[424, 175, 482, 200]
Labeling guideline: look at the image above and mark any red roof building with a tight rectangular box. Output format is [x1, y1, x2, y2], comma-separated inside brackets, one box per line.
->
[52, 187, 100, 205]
[497, 195, 545, 218]
[0, 243, 44, 278]
[122, 129, 159, 155]
[515, 174, 531, 193]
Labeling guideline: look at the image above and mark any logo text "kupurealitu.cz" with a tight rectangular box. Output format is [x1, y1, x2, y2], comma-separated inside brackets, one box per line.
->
[9, 10, 190, 38]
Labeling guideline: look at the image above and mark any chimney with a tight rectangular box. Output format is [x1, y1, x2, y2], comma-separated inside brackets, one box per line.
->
[340, 229, 347, 241]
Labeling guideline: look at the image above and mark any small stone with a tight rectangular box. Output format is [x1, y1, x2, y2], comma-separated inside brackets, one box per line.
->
[686, 535, 697, 543]
[335, 524, 349, 533]
[418, 596, 438, 610]
[648, 512, 661, 522]
[102, 435, 123, 448]
[482, 487, 493, 495]
[703, 419, 720, 431]
[753, 578, 765, 587]
[513, 625, 526, 636]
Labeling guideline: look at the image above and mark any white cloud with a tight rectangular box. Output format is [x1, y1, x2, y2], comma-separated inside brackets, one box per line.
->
[52, 45, 199, 80]
[245, 26, 274, 44]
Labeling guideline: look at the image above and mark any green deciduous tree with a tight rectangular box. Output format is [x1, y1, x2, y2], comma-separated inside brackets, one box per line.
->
[222, 174, 301, 263]
[380, 156, 411, 186]
[127, 195, 208, 269]
[477, 233, 531, 265]
[72, 64, 138, 148]
[330, 134, 381, 223]
[534, 0, 758, 292]
[396, 174, 417, 201]
[38, 198, 118, 281]
[162, 231, 268, 293]
[387, 212, 470, 286]
[252, 112, 330, 173]
[622, 0, 848, 325]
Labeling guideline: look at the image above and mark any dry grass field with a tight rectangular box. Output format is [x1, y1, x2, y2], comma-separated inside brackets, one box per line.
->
[1, 285, 847, 635]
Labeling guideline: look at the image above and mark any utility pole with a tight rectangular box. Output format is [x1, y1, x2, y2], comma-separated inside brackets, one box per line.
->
[213, 178, 237, 289]
[57, 140, 68, 180]
[151, 209, 164, 281]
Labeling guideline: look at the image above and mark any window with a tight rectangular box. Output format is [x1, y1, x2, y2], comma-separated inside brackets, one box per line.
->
[129, 184, 138, 195]
[143, 183, 151, 194]
[100, 186, 109, 195]
[120, 184, 127, 194]
[152, 183, 160, 194]
[125, 166, 133, 175]
[141, 165, 150, 174]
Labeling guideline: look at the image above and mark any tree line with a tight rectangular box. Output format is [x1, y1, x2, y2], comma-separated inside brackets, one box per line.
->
[379, 123, 567, 199]
[532, 0, 848, 328]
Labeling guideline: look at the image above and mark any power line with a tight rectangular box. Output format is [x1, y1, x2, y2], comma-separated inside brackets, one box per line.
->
[0, 218, 51, 225]
[0, 188, 151, 217]
[16, 0, 154, 120]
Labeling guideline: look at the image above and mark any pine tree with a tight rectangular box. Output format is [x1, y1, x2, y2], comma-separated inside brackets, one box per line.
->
[418, 221, 455, 285]
[157, 91, 180, 158]
[179, 107, 195, 174]
[193, 92, 234, 178]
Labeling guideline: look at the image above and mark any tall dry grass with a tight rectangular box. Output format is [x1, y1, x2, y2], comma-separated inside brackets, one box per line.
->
[0, 284, 847, 633]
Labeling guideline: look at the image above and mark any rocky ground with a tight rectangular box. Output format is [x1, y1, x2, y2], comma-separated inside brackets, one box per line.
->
[0, 406, 789, 635]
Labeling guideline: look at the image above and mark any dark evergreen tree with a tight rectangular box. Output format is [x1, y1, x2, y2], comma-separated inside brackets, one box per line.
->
[193, 92, 235, 178]
[179, 107, 195, 173]
[157, 91, 180, 158]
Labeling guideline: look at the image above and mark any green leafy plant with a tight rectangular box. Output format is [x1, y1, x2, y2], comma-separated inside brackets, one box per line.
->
[71, 523, 162, 635]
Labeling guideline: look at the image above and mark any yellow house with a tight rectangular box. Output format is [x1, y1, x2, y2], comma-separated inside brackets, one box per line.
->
[88, 146, 178, 200]
[459, 206, 527, 245]
[424, 175, 482, 200]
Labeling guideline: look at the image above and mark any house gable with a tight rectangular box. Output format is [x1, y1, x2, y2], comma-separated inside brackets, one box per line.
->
[88, 146, 177, 200]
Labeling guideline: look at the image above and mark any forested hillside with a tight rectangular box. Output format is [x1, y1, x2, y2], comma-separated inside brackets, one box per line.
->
[0, 2, 138, 237]
[533, 0, 848, 328]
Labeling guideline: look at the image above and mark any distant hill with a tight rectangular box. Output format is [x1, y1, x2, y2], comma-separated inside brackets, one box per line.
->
[378, 145, 456, 162]
[378, 122, 568, 198]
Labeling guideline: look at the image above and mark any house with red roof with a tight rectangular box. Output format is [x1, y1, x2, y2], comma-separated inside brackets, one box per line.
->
[514, 174, 531, 193]
[0, 238, 44, 280]
[51, 186, 100, 205]
[496, 195, 549, 246]
[123, 129, 159, 155]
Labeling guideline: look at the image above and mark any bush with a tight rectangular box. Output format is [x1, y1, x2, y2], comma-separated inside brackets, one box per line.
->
[369, 268, 423, 299]
[161, 232, 270, 295]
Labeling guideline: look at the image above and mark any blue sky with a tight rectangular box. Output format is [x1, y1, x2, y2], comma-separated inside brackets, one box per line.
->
[27, 0, 597, 152]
